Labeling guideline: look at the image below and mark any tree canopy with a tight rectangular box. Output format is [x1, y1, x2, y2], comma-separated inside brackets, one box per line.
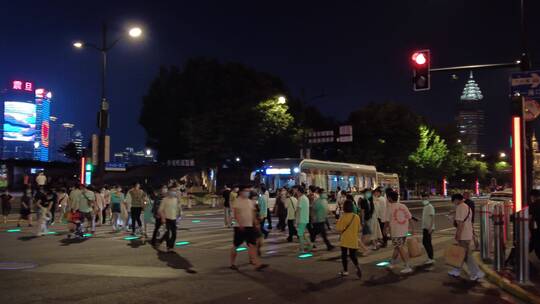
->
[140, 58, 303, 167]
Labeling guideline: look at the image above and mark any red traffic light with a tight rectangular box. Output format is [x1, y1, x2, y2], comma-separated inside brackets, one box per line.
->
[412, 52, 427, 65]
[411, 49, 430, 91]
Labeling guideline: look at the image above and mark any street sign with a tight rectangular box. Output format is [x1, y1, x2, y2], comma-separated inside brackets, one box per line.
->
[511, 71, 540, 99]
[105, 162, 126, 172]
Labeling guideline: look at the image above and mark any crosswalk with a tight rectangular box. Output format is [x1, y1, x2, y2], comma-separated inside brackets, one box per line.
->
[3, 216, 480, 267]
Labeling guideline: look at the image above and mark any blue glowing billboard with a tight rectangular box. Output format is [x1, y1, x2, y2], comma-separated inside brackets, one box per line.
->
[3, 101, 36, 142]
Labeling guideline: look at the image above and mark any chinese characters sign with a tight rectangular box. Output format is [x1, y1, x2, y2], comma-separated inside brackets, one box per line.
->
[12, 80, 33, 92]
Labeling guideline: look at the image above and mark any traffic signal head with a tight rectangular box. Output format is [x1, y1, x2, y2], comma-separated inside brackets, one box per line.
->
[411, 50, 430, 91]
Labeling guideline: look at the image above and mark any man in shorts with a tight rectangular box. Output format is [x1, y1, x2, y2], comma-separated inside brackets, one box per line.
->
[229, 185, 268, 271]
[384, 190, 413, 274]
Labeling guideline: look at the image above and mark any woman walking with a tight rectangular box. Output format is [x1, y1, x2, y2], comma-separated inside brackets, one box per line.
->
[336, 199, 362, 278]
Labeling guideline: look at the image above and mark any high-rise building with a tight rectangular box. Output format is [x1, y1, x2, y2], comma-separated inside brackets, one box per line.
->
[456, 72, 485, 154]
[34, 88, 52, 161]
[1, 80, 37, 160]
[73, 129, 83, 155]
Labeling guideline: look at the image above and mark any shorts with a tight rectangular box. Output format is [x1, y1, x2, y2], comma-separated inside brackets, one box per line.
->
[80, 212, 92, 223]
[392, 237, 406, 248]
[233, 227, 257, 247]
[111, 204, 121, 213]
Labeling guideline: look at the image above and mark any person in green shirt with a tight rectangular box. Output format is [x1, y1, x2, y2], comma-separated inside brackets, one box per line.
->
[79, 184, 96, 232]
[310, 188, 335, 251]
[293, 185, 312, 254]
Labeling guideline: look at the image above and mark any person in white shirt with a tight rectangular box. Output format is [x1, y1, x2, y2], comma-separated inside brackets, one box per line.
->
[229, 185, 268, 271]
[384, 190, 414, 274]
[286, 189, 298, 242]
[421, 193, 435, 265]
[36, 172, 47, 187]
[448, 193, 485, 281]
[158, 187, 182, 252]
[373, 188, 389, 248]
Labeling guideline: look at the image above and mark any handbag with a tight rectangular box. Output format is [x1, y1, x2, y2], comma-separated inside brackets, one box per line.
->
[445, 244, 466, 268]
[406, 237, 423, 258]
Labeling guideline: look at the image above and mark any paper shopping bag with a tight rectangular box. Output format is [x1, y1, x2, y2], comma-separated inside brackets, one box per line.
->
[445, 244, 466, 268]
[406, 237, 423, 258]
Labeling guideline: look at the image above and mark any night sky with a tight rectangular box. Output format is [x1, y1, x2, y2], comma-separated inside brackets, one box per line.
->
[1, 0, 539, 155]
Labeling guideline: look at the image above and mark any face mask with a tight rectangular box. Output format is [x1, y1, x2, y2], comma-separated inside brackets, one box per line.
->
[240, 191, 250, 198]
[168, 191, 177, 197]
[161, 188, 168, 194]
[365, 192, 372, 199]
[422, 200, 429, 206]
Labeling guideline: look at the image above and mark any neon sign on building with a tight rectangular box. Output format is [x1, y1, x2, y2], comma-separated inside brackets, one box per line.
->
[12, 80, 33, 92]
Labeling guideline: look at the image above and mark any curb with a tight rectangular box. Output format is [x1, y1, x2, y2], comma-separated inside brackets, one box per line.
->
[472, 252, 540, 304]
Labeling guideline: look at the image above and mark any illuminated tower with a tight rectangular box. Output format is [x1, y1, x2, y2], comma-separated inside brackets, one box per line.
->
[34, 88, 51, 161]
[456, 72, 485, 154]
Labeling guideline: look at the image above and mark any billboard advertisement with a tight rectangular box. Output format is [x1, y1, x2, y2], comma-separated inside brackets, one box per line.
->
[3, 101, 36, 142]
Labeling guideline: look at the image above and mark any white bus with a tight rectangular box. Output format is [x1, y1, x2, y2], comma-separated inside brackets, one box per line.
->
[254, 158, 397, 194]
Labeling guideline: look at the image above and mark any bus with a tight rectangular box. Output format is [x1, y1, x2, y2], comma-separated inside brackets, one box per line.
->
[254, 158, 398, 194]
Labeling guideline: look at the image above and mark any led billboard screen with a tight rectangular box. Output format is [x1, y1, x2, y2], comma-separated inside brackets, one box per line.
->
[3, 101, 36, 142]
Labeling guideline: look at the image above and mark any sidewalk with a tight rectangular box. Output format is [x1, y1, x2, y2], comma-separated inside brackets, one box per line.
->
[473, 251, 540, 303]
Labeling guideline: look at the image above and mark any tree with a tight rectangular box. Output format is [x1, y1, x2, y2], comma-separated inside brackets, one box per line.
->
[345, 102, 421, 177]
[58, 142, 80, 162]
[139, 58, 299, 167]
[408, 125, 449, 185]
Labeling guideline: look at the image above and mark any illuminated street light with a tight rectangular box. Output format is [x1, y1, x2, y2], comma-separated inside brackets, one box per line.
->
[235, 157, 241, 162]
[500, 152, 507, 158]
[145, 148, 152, 156]
[277, 96, 286, 104]
[129, 27, 142, 38]
[457, 139, 462, 143]
[480, 154, 485, 158]
[73, 41, 83, 48]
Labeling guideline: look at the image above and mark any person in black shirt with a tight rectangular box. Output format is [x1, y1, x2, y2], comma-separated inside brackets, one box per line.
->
[222, 185, 232, 227]
[1, 190, 13, 224]
[17, 189, 33, 227]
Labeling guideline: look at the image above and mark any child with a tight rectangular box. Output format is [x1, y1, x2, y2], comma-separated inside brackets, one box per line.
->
[421, 193, 435, 265]
[36, 199, 52, 236]
[336, 199, 362, 278]
[67, 210, 84, 239]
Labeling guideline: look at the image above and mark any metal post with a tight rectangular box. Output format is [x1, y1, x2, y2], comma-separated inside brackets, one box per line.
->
[480, 201, 492, 260]
[97, 22, 109, 183]
[516, 208, 530, 283]
[493, 204, 505, 271]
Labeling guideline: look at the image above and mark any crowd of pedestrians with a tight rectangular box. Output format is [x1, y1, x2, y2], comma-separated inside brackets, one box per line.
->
[0, 172, 489, 281]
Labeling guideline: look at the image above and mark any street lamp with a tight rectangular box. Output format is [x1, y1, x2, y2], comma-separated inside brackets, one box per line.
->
[73, 23, 143, 182]
[128, 27, 142, 38]
[481, 154, 486, 158]
[457, 139, 462, 143]
[235, 157, 241, 162]
[500, 152, 507, 158]
[277, 96, 286, 104]
[145, 148, 152, 156]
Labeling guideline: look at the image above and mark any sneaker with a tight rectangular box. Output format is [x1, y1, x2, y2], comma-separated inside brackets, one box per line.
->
[400, 267, 413, 274]
[448, 269, 461, 278]
[424, 259, 435, 265]
[255, 264, 269, 271]
[470, 271, 485, 281]
[356, 267, 362, 279]
[339, 271, 349, 276]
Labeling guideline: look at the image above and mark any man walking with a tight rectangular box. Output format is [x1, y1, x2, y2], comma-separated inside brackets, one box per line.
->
[229, 185, 268, 271]
[421, 193, 435, 265]
[311, 188, 334, 251]
[286, 189, 298, 242]
[222, 185, 232, 227]
[294, 185, 312, 254]
[128, 182, 146, 235]
[448, 193, 484, 281]
[158, 187, 181, 252]
[384, 190, 413, 274]
[373, 187, 388, 248]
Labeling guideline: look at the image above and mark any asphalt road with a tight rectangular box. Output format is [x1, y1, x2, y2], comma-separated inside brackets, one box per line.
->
[0, 200, 523, 304]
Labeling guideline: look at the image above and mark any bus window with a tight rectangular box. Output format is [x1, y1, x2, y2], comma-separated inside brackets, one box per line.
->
[328, 175, 338, 191]
[348, 176, 356, 191]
